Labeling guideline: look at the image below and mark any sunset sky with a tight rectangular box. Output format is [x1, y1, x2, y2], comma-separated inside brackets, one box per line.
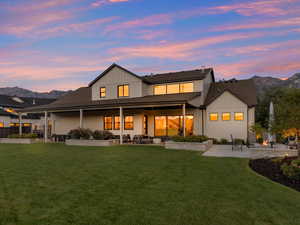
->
[0, 0, 299, 91]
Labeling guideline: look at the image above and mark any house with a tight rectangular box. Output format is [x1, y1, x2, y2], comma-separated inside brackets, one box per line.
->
[0, 95, 55, 133]
[20, 63, 257, 142]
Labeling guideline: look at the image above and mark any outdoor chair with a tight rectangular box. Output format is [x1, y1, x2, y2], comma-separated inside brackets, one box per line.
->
[231, 135, 243, 151]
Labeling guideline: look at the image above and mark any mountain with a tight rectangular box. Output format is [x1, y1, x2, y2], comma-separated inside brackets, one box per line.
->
[0, 87, 71, 99]
[251, 73, 300, 96]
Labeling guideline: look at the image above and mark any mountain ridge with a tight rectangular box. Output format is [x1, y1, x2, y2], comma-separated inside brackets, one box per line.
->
[0, 72, 299, 99]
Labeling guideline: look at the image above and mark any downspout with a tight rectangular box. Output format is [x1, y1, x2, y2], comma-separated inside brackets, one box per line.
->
[202, 109, 204, 135]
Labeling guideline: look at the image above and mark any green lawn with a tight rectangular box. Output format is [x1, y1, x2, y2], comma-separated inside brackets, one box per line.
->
[0, 144, 299, 225]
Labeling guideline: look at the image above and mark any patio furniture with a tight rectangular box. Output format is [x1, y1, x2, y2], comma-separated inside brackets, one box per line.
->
[133, 135, 153, 144]
[231, 135, 243, 151]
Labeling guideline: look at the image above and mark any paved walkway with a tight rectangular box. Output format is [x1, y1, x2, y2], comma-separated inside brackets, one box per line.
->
[202, 145, 298, 159]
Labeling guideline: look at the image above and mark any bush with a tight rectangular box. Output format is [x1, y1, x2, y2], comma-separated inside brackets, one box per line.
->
[92, 130, 113, 140]
[68, 128, 92, 140]
[257, 137, 264, 144]
[208, 138, 219, 144]
[171, 135, 209, 143]
[234, 138, 245, 145]
[8, 133, 38, 139]
[281, 159, 300, 180]
[220, 138, 229, 145]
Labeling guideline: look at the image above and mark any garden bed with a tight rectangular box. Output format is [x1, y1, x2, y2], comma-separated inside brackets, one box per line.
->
[249, 157, 300, 192]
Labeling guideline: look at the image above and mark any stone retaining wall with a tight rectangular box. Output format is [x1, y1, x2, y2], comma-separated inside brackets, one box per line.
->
[165, 140, 213, 151]
[0, 138, 36, 144]
[65, 139, 114, 147]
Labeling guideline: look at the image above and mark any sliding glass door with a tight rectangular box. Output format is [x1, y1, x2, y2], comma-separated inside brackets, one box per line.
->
[154, 115, 193, 136]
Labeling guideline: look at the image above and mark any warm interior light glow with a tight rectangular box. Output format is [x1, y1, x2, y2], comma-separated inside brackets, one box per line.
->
[222, 112, 230, 121]
[209, 113, 218, 121]
[234, 112, 244, 121]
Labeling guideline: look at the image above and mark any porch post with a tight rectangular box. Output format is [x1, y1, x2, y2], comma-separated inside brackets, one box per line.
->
[120, 107, 123, 144]
[79, 109, 83, 128]
[18, 113, 22, 136]
[183, 103, 186, 137]
[44, 111, 48, 143]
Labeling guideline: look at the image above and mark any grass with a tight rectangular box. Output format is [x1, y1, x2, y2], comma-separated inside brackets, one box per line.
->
[0, 144, 299, 225]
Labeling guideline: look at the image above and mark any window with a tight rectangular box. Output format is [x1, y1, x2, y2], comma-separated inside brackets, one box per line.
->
[118, 84, 129, 97]
[154, 85, 167, 95]
[9, 123, 20, 127]
[209, 113, 218, 121]
[155, 116, 167, 136]
[167, 84, 179, 94]
[100, 87, 106, 98]
[222, 113, 231, 121]
[154, 115, 194, 136]
[104, 117, 112, 130]
[114, 116, 120, 130]
[179, 82, 193, 93]
[234, 112, 244, 121]
[154, 82, 194, 95]
[0, 122, 4, 127]
[23, 123, 31, 127]
[124, 116, 134, 130]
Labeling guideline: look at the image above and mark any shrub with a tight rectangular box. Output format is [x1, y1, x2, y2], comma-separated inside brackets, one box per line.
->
[281, 159, 300, 180]
[257, 137, 264, 144]
[208, 138, 219, 144]
[92, 130, 113, 140]
[234, 138, 245, 145]
[171, 135, 209, 143]
[220, 138, 229, 145]
[8, 133, 38, 139]
[68, 128, 92, 140]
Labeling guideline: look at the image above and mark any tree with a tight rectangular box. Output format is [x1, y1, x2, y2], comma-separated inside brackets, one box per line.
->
[273, 88, 300, 151]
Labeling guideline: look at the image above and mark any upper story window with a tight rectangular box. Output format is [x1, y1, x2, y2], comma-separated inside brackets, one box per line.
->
[234, 112, 244, 121]
[118, 84, 129, 97]
[154, 82, 194, 95]
[100, 87, 106, 98]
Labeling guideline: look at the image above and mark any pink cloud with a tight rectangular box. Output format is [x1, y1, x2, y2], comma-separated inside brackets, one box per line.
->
[136, 29, 171, 40]
[208, 0, 298, 17]
[105, 14, 173, 33]
[213, 16, 300, 32]
[110, 32, 262, 59]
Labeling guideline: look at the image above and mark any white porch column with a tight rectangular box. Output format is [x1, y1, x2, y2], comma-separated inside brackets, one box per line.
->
[120, 107, 123, 144]
[44, 111, 48, 143]
[18, 113, 22, 136]
[79, 109, 83, 128]
[183, 104, 186, 137]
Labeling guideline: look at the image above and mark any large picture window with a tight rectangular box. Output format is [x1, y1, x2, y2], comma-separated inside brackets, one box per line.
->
[179, 82, 193, 93]
[118, 85, 129, 97]
[104, 116, 112, 130]
[154, 82, 194, 95]
[154, 115, 194, 136]
[124, 116, 134, 130]
[154, 85, 167, 95]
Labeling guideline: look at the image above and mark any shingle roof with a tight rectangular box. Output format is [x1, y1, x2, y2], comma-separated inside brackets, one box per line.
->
[204, 79, 257, 107]
[0, 94, 55, 108]
[19, 87, 201, 112]
[88, 63, 214, 87]
[141, 68, 214, 84]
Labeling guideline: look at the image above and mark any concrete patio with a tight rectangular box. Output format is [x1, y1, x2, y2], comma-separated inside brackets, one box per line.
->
[203, 144, 298, 159]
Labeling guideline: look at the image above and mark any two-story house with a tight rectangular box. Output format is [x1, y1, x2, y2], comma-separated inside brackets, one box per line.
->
[20, 63, 257, 142]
